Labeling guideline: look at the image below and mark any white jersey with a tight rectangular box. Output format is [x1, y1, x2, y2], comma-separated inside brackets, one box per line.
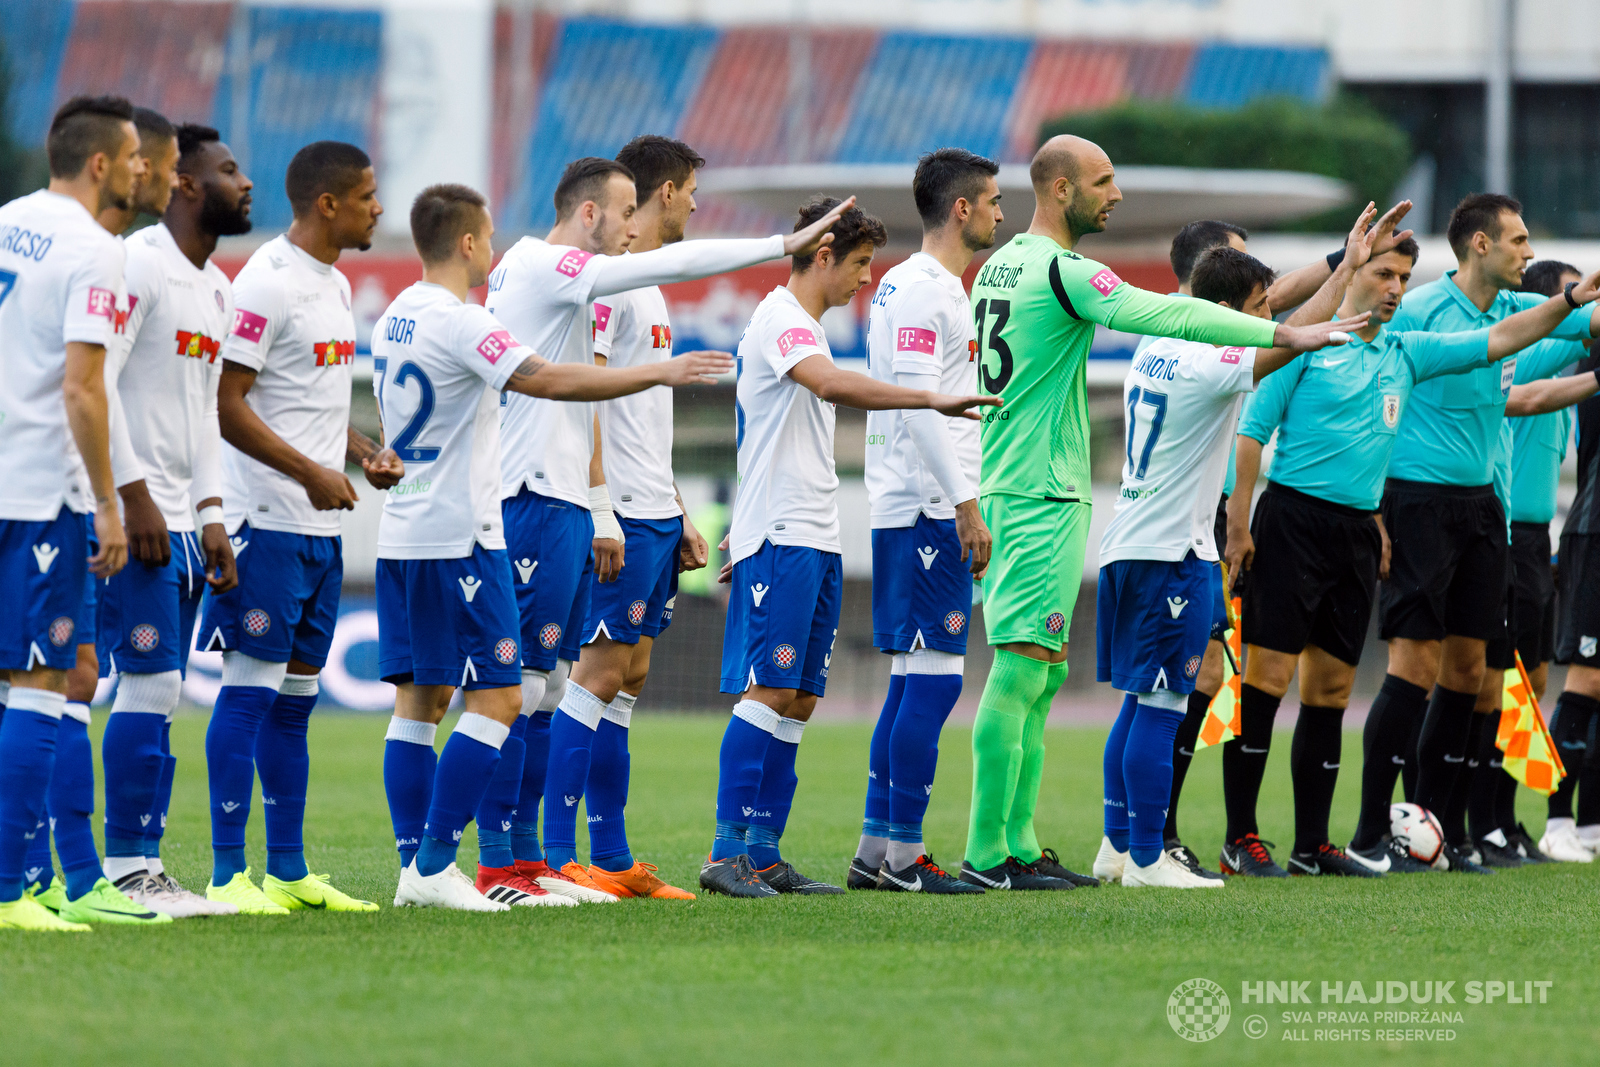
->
[487, 233, 784, 507]
[1099, 337, 1257, 565]
[593, 283, 678, 519]
[219, 234, 356, 536]
[0, 190, 125, 521]
[863, 252, 981, 528]
[116, 223, 231, 531]
[728, 287, 839, 564]
[371, 283, 525, 560]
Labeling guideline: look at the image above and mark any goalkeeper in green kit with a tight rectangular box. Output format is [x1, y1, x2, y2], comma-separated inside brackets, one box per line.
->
[957, 136, 1363, 890]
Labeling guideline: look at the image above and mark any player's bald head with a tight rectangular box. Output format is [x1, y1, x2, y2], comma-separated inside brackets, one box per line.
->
[1029, 135, 1105, 194]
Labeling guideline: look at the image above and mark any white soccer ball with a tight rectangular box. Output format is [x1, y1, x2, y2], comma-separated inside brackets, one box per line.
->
[1389, 802, 1444, 864]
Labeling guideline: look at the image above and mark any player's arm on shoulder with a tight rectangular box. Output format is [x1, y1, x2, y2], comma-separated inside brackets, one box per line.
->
[787, 353, 998, 419]
[1506, 367, 1600, 417]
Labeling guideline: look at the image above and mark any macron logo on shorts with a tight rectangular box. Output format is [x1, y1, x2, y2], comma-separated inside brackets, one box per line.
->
[776, 328, 817, 357]
[232, 308, 267, 343]
[1220, 347, 1244, 365]
[896, 327, 937, 355]
[1089, 269, 1122, 296]
[476, 329, 517, 365]
[556, 249, 593, 277]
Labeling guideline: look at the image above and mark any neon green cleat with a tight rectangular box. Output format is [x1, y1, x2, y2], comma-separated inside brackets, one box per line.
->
[58, 878, 173, 925]
[29, 879, 68, 914]
[0, 894, 91, 932]
[207, 868, 290, 915]
[263, 872, 379, 913]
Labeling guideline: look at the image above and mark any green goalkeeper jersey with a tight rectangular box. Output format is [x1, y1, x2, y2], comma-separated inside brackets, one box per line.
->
[971, 233, 1280, 502]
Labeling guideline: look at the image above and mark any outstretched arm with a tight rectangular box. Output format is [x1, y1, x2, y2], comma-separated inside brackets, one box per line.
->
[1505, 368, 1600, 417]
[1264, 200, 1413, 313]
[504, 349, 733, 400]
[1491, 268, 1600, 361]
[786, 355, 999, 418]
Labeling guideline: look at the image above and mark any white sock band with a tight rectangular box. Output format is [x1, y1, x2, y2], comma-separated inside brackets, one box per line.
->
[905, 649, 963, 676]
[62, 701, 91, 725]
[0, 680, 10, 704]
[1135, 689, 1188, 711]
[558, 681, 604, 731]
[454, 711, 510, 750]
[385, 716, 437, 746]
[732, 699, 779, 735]
[221, 651, 289, 691]
[890, 653, 907, 677]
[538, 659, 571, 712]
[7, 687, 66, 719]
[280, 673, 319, 697]
[111, 670, 183, 715]
[601, 690, 636, 728]
[773, 715, 806, 744]
[521, 669, 549, 714]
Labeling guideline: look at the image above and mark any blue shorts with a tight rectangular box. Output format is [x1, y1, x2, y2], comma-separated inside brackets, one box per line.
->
[870, 515, 973, 655]
[77, 513, 98, 648]
[503, 488, 593, 669]
[377, 545, 521, 689]
[1095, 552, 1214, 696]
[584, 515, 680, 646]
[99, 530, 206, 676]
[1209, 562, 1229, 641]
[720, 542, 842, 698]
[0, 507, 88, 671]
[197, 523, 342, 668]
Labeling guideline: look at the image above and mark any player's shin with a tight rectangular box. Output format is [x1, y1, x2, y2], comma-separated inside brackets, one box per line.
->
[0, 688, 67, 903]
[886, 652, 962, 870]
[207, 654, 288, 885]
[104, 671, 181, 884]
[1351, 675, 1430, 850]
[1124, 695, 1186, 867]
[1413, 685, 1480, 815]
[1103, 694, 1137, 853]
[1166, 689, 1211, 842]
[542, 682, 604, 870]
[383, 716, 438, 872]
[1289, 706, 1344, 854]
[712, 701, 778, 861]
[257, 675, 317, 882]
[511, 668, 551, 864]
[965, 651, 1046, 870]
[144, 714, 175, 875]
[746, 716, 804, 870]
[1221, 684, 1281, 843]
[858, 658, 906, 871]
[50, 708, 104, 900]
[416, 713, 509, 877]
[474, 713, 528, 871]
[1007, 659, 1066, 863]
[587, 693, 635, 873]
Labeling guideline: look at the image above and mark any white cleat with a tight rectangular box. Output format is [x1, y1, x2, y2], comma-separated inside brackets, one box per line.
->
[1092, 836, 1128, 884]
[1123, 850, 1225, 889]
[394, 861, 508, 912]
[129, 872, 239, 917]
[1577, 824, 1600, 854]
[534, 864, 619, 904]
[1538, 819, 1595, 863]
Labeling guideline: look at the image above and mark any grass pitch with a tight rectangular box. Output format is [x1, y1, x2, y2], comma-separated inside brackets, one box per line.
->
[5, 713, 1597, 1065]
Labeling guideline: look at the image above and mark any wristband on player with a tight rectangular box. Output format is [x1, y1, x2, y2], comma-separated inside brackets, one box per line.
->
[588, 484, 625, 544]
[1565, 281, 1581, 309]
[1326, 248, 1346, 272]
[197, 504, 225, 528]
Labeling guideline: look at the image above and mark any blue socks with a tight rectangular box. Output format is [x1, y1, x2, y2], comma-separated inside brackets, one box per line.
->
[512, 710, 553, 863]
[51, 712, 102, 899]
[474, 713, 528, 870]
[1102, 693, 1137, 853]
[746, 718, 803, 869]
[258, 686, 316, 882]
[144, 719, 175, 865]
[103, 710, 165, 859]
[383, 717, 437, 870]
[862, 670, 905, 836]
[542, 684, 604, 871]
[418, 714, 507, 876]
[888, 670, 963, 840]
[0, 690, 65, 902]
[206, 683, 276, 883]
[711, 703, 776, 861]
[587, 711, 633, 872]
[1104, 694, 1187, 867]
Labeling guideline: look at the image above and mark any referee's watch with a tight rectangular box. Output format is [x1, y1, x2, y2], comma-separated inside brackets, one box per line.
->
[1564, 281, 1581, 308]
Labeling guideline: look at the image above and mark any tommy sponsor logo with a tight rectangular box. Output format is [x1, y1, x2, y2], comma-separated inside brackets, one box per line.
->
[458, 576, 482, 602]
[514, 557, 536, 583]
[86, 286, 116, 320]
[494, 638, 518, 665]
[539, 623, 562, 649]
[897, 326, 937, 355]
[917, 546, 939, 570]
[1220, 346, 1245, 365]
[314, 339, 355, 367]
[113, 295, 137, 334]
[1383, 394, 1401, 428]
[750, 582, 769, 607]
[32, 542, 60, 573]
[476, 328, 517, 365]
[231, 307, 267, 343]
[48, 616, 74, 647]
[1045, 612, 1065, 635]
[175, 329, 221, 363]
[775, 327, 817, 357]
[1089, 269, 1123, 296]
[131, 624, 160, 653]
[650, 324, 672, 349]
[1185, 655, 1202, 678]
[243, 608, 271, 637]
[628, 600, 647, 626]
[1167, 596, 1189, 618]
[944, 611, 967, 635]
[968, 338, 978, 362]
[772, 644, 797, 669]
[556, 249, 594, 277]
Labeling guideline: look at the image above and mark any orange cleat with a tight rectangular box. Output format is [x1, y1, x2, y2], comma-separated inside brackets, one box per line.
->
[587, 860, 697, 900]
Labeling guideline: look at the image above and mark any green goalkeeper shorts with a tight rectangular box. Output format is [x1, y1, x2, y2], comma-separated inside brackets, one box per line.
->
[979, 494, 1092, 651]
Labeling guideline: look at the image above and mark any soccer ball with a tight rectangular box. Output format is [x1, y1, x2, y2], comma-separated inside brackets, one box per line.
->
[1389, 803, 1444, 864]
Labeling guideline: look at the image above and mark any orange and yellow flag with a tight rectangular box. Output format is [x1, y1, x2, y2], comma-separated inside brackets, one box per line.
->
[1496, 651, 1566, 795]
[1195, 563, 1241, 751]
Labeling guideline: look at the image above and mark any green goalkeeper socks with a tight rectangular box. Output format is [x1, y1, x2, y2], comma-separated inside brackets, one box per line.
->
[1008, 659, 1067, 863]
[965, 651, 1051, 871]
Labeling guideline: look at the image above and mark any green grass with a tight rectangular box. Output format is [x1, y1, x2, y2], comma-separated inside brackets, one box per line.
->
[6, 713, 1597, 1065]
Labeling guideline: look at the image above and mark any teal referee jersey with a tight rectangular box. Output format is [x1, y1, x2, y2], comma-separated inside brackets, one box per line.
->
[1508, 338, 1582, 524]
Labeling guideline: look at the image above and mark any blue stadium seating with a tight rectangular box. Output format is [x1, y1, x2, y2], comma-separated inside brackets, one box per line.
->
[0, 0, 76, 146]
[1184, 44, 1329, 107]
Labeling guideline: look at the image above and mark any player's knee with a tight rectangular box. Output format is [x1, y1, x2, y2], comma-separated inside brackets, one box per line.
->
[538, 659, 571, 712]
[221, 651, 290, 692]
[65, 647, 99, 704]
[786, 693, 819, 723]
[110, 670, 182, 715]
[1564, 665, 1600, 701]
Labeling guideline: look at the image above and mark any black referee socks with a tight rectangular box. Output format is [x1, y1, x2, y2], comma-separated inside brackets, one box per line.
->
[1164, 688, 1211, 843]
[1546, 691, 1600, 821]
[1414, 684, 1479, 816]
[1439, 710, 1490, 847]
[1467, 711, 1506, 842]
[1289, 705, 1344, 854]
[1351, 674, 1429, 850]
[1223, 684, 1281, 842]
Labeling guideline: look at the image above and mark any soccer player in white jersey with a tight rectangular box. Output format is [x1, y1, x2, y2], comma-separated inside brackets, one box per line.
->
[374, 184, 734, 911]
[846, 149, 1000, 895]
[0, 96, 134, 933]
[700, 197, 999, 898]
[483, 157, 855, 903]
[199, 141, 401, 914]
[1094, 245, 1367, 889]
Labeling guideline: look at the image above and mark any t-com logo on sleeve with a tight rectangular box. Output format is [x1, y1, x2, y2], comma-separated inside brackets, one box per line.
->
[776, 328, 817, 357]
[1089, 269, 1123, 296]
[86, 286, 116, 319]
[896, 327, 937, 354]
[555, 249, 594, 278]
[1220, 347, 1245, 365]
[232, 308, 268, 343]
[476, 329, 517, 365]
[1168, 979, 1231, 1042]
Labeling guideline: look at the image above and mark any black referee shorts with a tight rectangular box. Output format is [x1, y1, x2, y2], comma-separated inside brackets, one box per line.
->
[1241, 482, 1381, 666]
[1378, 479, 1509, 643]
[1510, 521, 1557, 667]
[1485, 546, 1517, 672]
[1556, 531, 1600, 668]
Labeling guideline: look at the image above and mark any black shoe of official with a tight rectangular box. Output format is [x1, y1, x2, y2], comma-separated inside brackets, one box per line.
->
[1435, 841, 1494, 874]
[958, 856, 1073, 891]
[878, 853, 985, 894]
[1219, 833, 1289, 878]
[699, 854, 779, 898]
[1508, 823, 1554, 863]
[1474, 836, 1524, 868]
[847, 856, 884, 890]
[1286, 842, 1385, 878]
[1164, 839, 1225, 882]
[1347, 835, 1436, 874]
[754, 860, 845, 895]
[1031, 847, 1099, 887]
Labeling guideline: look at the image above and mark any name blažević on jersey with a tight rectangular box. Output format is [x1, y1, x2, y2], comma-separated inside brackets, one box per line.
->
[592, 282, 679, 520]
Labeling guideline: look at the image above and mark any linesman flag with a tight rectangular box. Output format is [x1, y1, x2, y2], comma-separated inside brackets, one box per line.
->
[1496, 651, 1566, 795]
[1195, 563, 1242, 752]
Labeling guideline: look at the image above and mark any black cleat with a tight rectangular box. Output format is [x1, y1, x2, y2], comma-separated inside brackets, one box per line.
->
[1030, 847, 1099, 887]
[846, 856, 883, 890]
[754, 860, 845, 895]
[958, 856, 1073, 891]
[699, 854, 779, 898]
[1474, 835, 1524, 868]
[1507, 823, 1554, 863]
[1164, 839, 1225, 882]
[1347, 835, 1435, 874]
[1219, 833, 1289, 878]
[1286, 842, 1384, 878]
[878, 853, 985, 894]
[1435, 841, 1494, 874]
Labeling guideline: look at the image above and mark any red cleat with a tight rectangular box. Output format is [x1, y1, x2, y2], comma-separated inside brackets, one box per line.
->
[474, 864, 576, 907]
